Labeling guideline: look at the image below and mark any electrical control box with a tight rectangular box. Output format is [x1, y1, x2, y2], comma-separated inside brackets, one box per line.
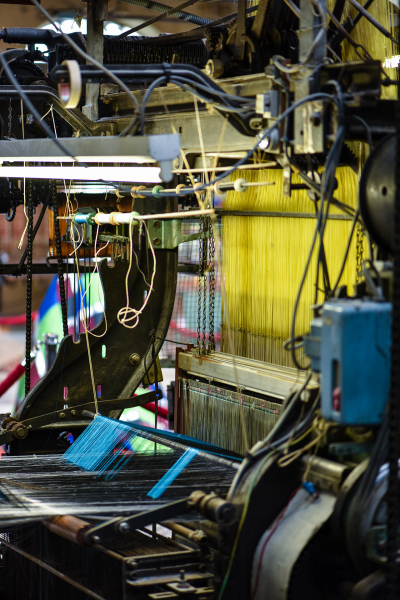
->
[306, 300, 392, 425]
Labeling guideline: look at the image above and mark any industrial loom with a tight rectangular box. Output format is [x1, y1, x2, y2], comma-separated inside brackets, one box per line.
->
[0, 0, 397, 598]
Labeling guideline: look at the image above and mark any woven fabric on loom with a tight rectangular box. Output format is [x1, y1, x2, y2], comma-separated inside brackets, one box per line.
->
[182, 379, 282, 455]
[0, 430, 238, 527]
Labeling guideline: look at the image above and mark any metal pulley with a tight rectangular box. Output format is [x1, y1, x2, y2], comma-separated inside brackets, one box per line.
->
[359, 133, 395, 254]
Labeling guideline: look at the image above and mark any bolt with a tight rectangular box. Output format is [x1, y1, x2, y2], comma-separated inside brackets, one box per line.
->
[172, 158, 180, 169]
[153, 237, 161, 246]
[91, 535, 100, 544]
[71, 410, 76, 416]
[60, 413, 65, 419]
[16, 427, 25, 438]
[129, 353, 140, 365]
[153, 220, 160, 229]
[118, 521, 130, 534]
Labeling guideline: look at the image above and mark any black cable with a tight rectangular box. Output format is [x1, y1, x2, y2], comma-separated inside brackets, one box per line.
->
[263, 373, 313, 446]
[25, 180, 33, 398]
[169, 77, 253, 113]
[288, 119, 345, 370]
[29, 0, 140, 135]
[229, 388, 320, 496]
[331, 209, 359, 295]
[0, 49, 77, 161]
[113, 91, 344, 198]
[140, 76, 167, 134]
[51, 182, 68, 338]
[349, 114, 373, 153]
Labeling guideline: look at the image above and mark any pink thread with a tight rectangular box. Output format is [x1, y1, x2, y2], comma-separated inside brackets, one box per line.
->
[273, 409, 279, 415]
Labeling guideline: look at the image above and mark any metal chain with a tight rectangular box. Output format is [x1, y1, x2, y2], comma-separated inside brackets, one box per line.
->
[202, 217, 208, 355]
[7, 99, 12, 139]
[25, 179, 33, 397]
[51, 181, 68, 338]
[197, 216, 204, 354]
[208, 215, 215, 352]
[355, 222, 365, 283]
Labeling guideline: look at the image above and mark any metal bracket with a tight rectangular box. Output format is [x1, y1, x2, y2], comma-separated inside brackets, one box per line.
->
[147, 219, 210, 250]
[0, 391, 157, 446]
[85, 497, 193, 545]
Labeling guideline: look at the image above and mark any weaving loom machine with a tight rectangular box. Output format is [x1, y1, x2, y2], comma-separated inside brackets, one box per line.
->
[0, 0, 398, 598]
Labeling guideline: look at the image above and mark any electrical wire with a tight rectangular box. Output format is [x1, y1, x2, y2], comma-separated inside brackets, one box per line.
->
[330, 209, 359, 295]
[349, 114, 373, 153]
[116, 91, 344, 199]
[29, 0, 140, 135]
[117, 220, 157, 329]
[0, 49, 77, 161]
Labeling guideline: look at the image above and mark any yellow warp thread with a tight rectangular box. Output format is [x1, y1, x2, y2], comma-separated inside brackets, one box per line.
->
[221, 167, 359, 366]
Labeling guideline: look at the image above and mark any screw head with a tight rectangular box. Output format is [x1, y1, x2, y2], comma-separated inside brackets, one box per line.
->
[129, 353, 140, 365]
[60, 413, 65, 419]
[91, 535, 100, 544]
[118, 521, 130, 534]
[153, 220, 160, 229]
[153, 237, 161, 246]
[71, 410, 76, 416]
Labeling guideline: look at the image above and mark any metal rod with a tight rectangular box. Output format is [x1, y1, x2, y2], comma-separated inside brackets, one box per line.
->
[346, 0, 397, 43]
[350, 0, 376, 29]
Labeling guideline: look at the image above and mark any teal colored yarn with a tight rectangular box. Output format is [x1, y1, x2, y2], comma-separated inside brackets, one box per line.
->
[147, 448, 198, 499]
[64, 415, 173, 479]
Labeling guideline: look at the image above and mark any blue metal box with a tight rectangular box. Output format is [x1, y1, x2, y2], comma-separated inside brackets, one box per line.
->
[320, 300, 391, 425]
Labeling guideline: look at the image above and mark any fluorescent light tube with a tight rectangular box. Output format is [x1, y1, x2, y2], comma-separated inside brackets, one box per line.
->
[0, 166, 161, 183]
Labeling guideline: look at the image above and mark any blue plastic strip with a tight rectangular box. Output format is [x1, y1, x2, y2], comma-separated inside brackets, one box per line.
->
[147, 448, 198, 499]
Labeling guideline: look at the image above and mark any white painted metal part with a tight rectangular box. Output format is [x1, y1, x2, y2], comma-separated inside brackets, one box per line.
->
[251, 488, 336, 600]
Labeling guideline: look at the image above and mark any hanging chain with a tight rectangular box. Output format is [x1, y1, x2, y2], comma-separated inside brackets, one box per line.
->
[355, 222, 365, 283]
[197, 215, 204, 354]
[25, 179, 33, 397]
[7, 99, 12, 139]
[52, 181, 69, 338]
[208, 214, 216, 352]
[202, 217, 208, 355]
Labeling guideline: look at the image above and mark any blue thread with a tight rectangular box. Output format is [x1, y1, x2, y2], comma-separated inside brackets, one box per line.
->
[64, 416, 173, 478]
[147, 448, 198, 499]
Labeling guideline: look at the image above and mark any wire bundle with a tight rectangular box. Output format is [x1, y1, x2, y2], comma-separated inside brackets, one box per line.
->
[221, 167, 359, 366]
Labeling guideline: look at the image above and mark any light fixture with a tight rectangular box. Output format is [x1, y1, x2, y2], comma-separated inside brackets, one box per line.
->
[0, 166, 162, 183]
[0, 133, 180, 182]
